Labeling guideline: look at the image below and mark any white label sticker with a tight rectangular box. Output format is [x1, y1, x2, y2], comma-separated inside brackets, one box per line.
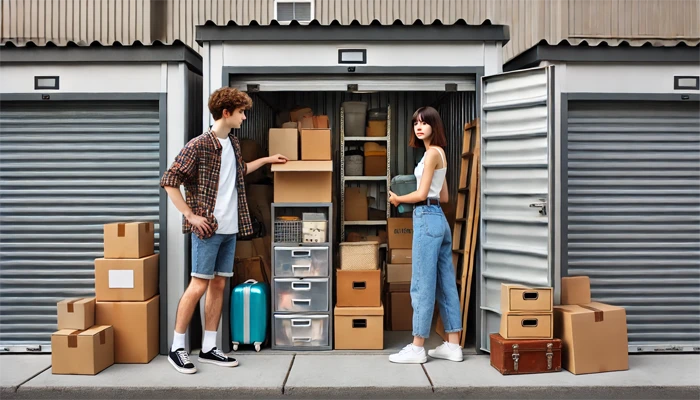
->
[108, 270, 134, 289]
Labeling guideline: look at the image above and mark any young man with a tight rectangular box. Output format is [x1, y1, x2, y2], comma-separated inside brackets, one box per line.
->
[160, 87, 287, 374]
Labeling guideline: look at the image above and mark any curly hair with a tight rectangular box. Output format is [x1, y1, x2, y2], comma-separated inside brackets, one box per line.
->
[208, 87, 253, 121]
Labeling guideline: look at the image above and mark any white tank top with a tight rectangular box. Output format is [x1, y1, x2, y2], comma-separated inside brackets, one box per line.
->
[414, 147, 447, 199]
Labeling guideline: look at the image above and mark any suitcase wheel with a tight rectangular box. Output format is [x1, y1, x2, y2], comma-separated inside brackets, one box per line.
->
[254, 343, 261, 352]
[232, 343, 239, 351]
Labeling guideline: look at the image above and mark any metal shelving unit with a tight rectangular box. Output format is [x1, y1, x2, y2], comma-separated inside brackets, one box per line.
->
[340, 105, 392, 242]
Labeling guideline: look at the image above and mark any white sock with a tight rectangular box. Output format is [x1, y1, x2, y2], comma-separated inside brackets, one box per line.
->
[411, 344, 424, 353]
[202, 330, 218, 353]
[446, 342, 460, 351]
[171, 331, 186, 352]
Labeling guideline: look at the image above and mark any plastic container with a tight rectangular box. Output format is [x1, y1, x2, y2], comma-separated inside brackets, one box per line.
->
[369, 108, 388, 120]
[342, 101, 368, 137]
[344, 150, 364, 176]
[391, 175, 417, 214]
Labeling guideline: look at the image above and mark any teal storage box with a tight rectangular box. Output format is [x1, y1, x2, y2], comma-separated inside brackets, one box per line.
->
[231, 279, 269, 352]
[391, 175, 417, 214]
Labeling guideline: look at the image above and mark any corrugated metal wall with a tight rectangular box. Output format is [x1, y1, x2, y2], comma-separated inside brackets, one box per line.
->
[3, 0, 698, 60]
[565, 99, 700, 351]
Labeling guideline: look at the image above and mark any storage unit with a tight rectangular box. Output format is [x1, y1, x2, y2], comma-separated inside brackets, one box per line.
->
[0, 42, 203, 354]
[495, 42, 700, 353]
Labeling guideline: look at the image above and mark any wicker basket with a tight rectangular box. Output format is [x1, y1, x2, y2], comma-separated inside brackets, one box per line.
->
[339, 241, 380, 270]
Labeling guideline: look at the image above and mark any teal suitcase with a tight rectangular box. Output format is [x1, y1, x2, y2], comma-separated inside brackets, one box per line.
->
[231, 279, 269, 352]
[391, 175, 417, 214]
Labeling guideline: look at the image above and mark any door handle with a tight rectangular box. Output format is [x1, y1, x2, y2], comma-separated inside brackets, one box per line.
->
[529, 199, 547, 216]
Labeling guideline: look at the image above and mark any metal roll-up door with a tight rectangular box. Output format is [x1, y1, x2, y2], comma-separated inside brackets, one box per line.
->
[0, 100, 162, 353]
[565, 99, 700, 353]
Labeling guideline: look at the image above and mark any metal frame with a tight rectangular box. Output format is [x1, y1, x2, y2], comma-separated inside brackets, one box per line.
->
[33, 76, 59, 90]
[338, 49, 368, 65]
[674, 76, 700, 90]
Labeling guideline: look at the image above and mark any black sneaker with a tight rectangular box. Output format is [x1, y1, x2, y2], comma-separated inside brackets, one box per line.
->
[198, 347, 239, 367]
[168, 348, 197, 374]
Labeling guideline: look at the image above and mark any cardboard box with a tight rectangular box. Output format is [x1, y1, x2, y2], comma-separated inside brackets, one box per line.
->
[364, 142, 387, 176]
[500, 284, 553, 313]
[57, 298, 95, 330]
[336, 269, 381, 307]
[387, 283, 413, 331]
[387, 264, 412, 283]
[390, 249, 412, 264]
[96, 295, 159, 364]
[299, 115, 315, 131]
[388, 218, 413, 249]
[94, 254, 159, 302]
[344, 187, 369, 221]
[554, 302, 629, 374]
[334, 305, 384, 350]
[246, 184, 273, 235]
[313, 115, 330, 129]
[103, 222, 154, 259]
[290, 107, 313, 122]
[51, 326, 114, 375]
[301, 129, 331, 161]
[561, 276, 592, 305]
[271, 161, 332, 203]
[499, 312, 553, 339]
[269, 128, 299, 161]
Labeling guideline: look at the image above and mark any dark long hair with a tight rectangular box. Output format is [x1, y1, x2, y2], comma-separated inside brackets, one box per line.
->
[408, 106, 447, 149]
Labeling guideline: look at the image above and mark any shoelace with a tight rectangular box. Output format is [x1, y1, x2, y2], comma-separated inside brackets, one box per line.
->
[177, 350, 192, 365]
[211, 348, 227, 360]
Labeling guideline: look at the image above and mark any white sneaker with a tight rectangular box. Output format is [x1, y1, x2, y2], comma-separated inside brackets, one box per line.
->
[428, 341, 464, 362]
[389, 344, 428, 364]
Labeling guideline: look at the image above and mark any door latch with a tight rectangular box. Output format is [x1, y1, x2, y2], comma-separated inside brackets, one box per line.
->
[512, 344, 520, 372]
[546, 343, 553, 370]
[529, 199, 547, 216]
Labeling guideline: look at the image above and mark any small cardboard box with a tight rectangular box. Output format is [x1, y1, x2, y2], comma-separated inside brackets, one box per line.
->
[57, 298, 95, 330]
[387, 218, 413, 249]
[269, 128, 299, 161]
[499, 312, 553, 339]
[500, 284, 553, 313]
[561, 276, 592, 305]
[554, 302, 629, 374]
[364, 142, 387, 176]
[387, 264, 412, 283]
[334, 305, 384, 350]
[290, 107, 313, 122]
[313, 115, 330, 129]
[96, 295, 159, 364]
[104, 222, 154, 259]
[271, 161, 332, 203]
[344, 187, 369, 221]
[51, 325, 114, 375]
[301, 128, 331, 160]
[336, 269, 381, 307]
[390, 249, 412, 264]
[386, 283, 413, 331]
[94, 254, 159, 302]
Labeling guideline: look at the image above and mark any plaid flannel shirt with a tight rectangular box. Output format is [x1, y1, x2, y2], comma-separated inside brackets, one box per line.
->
[160, 129, 253, 239]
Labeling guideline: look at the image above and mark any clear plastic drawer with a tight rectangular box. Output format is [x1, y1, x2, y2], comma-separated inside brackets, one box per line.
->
[274, 314, 329, 347]
[274, 278, 329, 312]
[274, 246, 329, 277]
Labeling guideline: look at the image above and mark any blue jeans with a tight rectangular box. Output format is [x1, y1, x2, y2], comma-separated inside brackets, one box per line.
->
[411, 205, 463, 338]
[191, 233, 237, 280]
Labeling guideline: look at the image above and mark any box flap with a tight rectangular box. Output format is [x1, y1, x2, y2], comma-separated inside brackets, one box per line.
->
[334, 305, 384, 316]
[271, 161, 333, 172]
[81, 325, 111, 336]
[555, 302, 625, 316]
[53, 329, 82, 336]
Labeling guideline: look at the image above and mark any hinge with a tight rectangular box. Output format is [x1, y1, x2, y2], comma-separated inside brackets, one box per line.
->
[512, 344, 520, 372]
[247, 84, 260, 93]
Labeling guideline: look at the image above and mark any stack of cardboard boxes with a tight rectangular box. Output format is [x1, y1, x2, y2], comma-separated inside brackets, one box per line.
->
[94, 222, 160, 364]
[498, 283, 554, 341]
[385, 218, 414, 331]
[334, 242, 384, 349]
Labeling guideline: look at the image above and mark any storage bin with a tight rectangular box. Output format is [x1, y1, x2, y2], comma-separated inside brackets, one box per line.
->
[274, 314, 329, 347]
[274, 278, 329, 312]
[274, 217, 302, 243]
[391, 175, 417, 214]
[273, 246, 330, 277]
[334, 305, 384, 350]
[364, 143, 387, 176]
[369, 108, 388, 120]
[342, 101, 368, 137]
[344, 152, 364, 176]
[367, 108, 388, 137]
[339, 241, 380, 270]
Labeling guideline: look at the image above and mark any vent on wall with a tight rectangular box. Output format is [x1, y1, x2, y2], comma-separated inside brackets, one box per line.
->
[275, 0, 314, 24]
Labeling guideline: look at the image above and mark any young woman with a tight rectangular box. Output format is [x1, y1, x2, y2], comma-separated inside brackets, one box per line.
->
[387, 106, 463, 364]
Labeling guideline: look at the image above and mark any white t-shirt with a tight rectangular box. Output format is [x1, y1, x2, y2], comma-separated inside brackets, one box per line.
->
[213, 137, 238, 234]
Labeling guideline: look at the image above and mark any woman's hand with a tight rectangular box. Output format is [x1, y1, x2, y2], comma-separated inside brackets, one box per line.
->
[267, 154, 289, 164]
[388, 190, 401, 207]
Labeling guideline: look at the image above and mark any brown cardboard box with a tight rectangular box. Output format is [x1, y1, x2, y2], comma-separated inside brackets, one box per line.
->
[103, 222, 154, 259]
[51, 326, 114, 375]
[96, 295, 159, 364]
[235, 240, 257, 259]
[344, 187, 369, 221]
[271, 161, 332, 203]
[387, 264, 412, 283]
[390, 249, 412, 264]
[334, 305, 384, 350]
[57, 298, 95, 330]
[301, 129, 331, 161]
[499, 312, 553, 339]
[299, 115, 315, 131]
[94, 254, 159, 302]
[269, 128, 299, 161]
[234, 256, 270, 286]
[388, 218, 413, 249]
[290, 107, 313, 122]
[561, 276, 592, 305]
[387, 283, 413, 331]
[364, 142, 387, 176]
[246, 184, 273, 235]
[500, 284, 553, 313]
[336, 269, 381, 307]
[313, 115, 330, 129]
[554, 302, 629, 374]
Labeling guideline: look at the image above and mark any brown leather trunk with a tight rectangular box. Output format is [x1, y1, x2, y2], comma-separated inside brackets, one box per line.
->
[489, 333, 562, 375]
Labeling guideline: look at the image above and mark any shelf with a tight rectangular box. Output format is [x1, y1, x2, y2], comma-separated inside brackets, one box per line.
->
[343, 176, 388, 181]
[272, 242, 332, 247]
[344, 220, 388, 226]
[343, 136, 388, 142]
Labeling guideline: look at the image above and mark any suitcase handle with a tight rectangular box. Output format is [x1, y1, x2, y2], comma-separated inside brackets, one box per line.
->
[292, 250, 312, 257]
[291, 282, 312, 291]
[291, 319, 312, 327]
[292, 299, 312, 306]
[292, 337, 312, 343]
[292, 264, 311, 273]
[243, 279, 258, 284]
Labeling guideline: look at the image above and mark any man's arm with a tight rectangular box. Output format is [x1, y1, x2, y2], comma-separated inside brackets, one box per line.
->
[245, 154, 288, 175]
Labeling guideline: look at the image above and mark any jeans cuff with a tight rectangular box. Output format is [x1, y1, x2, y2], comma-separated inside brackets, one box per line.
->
[215, 271, 233, 277]
[191, 272, 215, 280]
[444, 328, 463, 333]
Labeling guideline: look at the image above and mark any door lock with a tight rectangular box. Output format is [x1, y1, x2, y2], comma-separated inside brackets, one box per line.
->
[529, 199, 547, 216]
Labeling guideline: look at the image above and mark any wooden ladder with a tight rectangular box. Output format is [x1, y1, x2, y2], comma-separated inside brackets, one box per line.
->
[437, 119, 480, 348]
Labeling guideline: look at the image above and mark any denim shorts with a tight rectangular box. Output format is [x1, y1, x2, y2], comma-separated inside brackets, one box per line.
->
[191, 233, 237, 280]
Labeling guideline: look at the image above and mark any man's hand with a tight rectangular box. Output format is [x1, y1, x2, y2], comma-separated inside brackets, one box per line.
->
[267, 154, 289, 164]
[186, 212, 213, 237]
[388, 190, 401, 207]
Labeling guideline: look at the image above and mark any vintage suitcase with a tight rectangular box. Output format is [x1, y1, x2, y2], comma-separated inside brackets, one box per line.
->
[489, 333, 562, 375]
[231, 279, 269, 352]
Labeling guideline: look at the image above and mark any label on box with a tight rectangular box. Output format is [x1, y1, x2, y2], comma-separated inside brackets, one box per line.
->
[108, 270, 134, 289]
